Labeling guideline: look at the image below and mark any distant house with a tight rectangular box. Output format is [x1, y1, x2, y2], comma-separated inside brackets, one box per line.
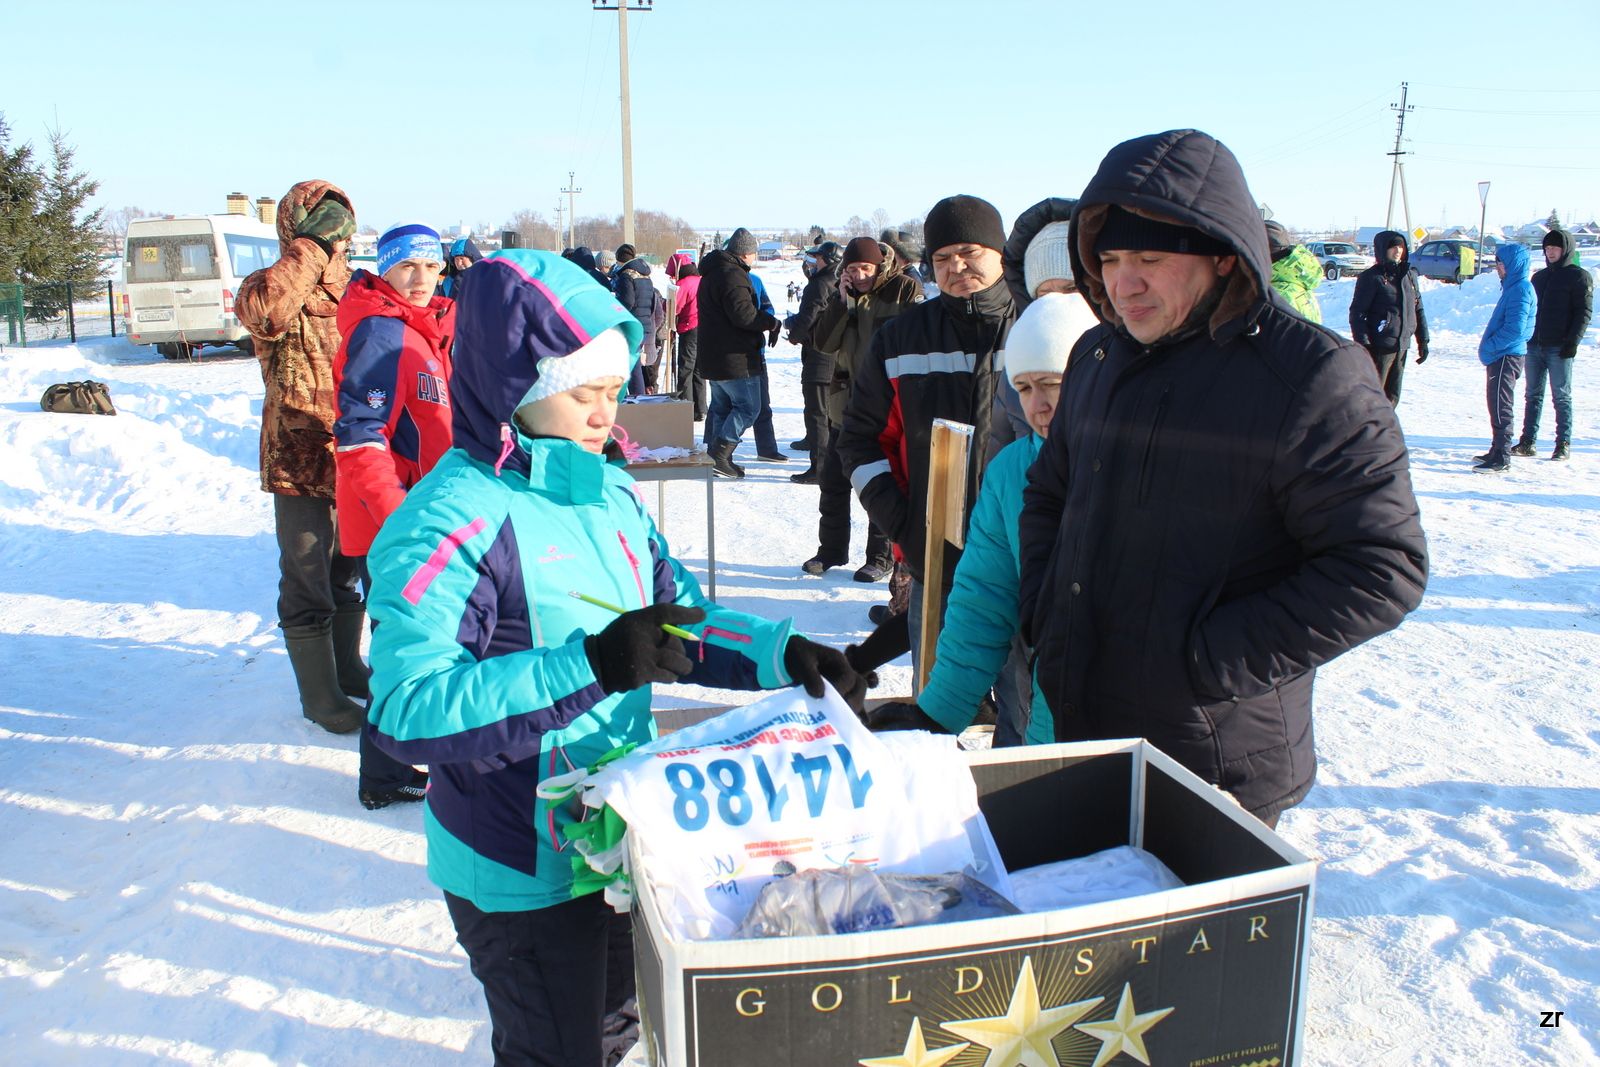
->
[757, 240, 785, 261]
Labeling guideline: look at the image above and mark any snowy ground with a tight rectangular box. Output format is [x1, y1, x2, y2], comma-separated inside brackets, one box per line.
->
[1, 261, 1597, 1065]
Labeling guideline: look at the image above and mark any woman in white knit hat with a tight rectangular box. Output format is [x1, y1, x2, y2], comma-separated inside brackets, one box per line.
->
[862, 291, 1101, 741]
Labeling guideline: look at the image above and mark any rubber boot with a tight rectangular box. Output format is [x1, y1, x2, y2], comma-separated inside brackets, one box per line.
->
[284, 621, 366, 734]
[331, 602, 370, 700]
[708, 439, 744, 479]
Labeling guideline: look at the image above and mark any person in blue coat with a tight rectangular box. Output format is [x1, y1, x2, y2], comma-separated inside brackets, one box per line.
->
[1474, 241, 1536, 472]
[363, 249, 864, 1066]
[863, 291, 1102, 742]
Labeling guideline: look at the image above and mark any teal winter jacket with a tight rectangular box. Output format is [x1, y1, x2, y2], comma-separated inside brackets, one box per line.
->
[917, 434, 1053, 743]
[365, 250, 797, 912]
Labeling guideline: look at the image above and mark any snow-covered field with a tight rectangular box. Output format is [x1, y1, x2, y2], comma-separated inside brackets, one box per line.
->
[1, 261, 1597, 1065]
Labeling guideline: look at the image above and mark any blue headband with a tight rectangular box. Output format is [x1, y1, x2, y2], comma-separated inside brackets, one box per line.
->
[377, 222, 443, 275]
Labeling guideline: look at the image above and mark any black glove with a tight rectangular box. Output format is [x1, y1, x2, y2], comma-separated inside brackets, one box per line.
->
[295, 199, 356, 251]
[768, 324, 782, 348]
[784, 636, 867, 713]
[584, 604, 706, 694]
[1415, 343, 1428, 364]
[861, 701, 950, 734]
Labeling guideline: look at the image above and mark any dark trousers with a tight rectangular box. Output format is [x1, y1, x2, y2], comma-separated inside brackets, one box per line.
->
[817, 422, 889, 564]
[272, 493, 361, 630]
[799, 381, 829, 459]
[752, 369, 779, 456]
[674, 329, 706, 418]
[1485, 355, 1524, 460]
[446, 891, 635, 1067]
[354, 557, 417, 793]
[1369, 347, 1406, 407]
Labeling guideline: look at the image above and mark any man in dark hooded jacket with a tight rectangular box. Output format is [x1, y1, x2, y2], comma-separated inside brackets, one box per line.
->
[1349, 231, 1430, 406]
[786, 241, 842, 480]
[1512, 227, 1593, 461]
[613, 243, 662, 394]
[1018, 130, 1428, 825]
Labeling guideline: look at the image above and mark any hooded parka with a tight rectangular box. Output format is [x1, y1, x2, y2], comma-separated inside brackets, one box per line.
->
[237, 179, 355, 497]
[365, 251, 798, 912]
[1532, 228, 1594, 358]
[1349, 230, 1430, 404]
[1018, 130, 1428, 820]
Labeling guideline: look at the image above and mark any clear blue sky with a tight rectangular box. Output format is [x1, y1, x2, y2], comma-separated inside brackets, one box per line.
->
[6, 0, 1598, 237]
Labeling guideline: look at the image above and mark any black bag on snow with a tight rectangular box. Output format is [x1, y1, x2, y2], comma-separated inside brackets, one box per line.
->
[40, 380, 117, 415]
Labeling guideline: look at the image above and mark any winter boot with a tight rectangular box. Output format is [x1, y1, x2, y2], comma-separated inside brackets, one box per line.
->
[853, 556, 892, 583]
[330, 602, 370, 700]
[1552, 441, 1571, 461]
[284, 621, 366, 734]
[1509, 436, 1537, 458]
[360, 768, 429, 810]
[789, 467, 820, 485]
[802, 554, 845, 576]
[708, 440, 744, 479]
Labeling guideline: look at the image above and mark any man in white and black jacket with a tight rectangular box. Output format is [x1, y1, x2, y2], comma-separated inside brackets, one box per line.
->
[1019, 130, 1428, 826]
[837, 195, 1017, 680]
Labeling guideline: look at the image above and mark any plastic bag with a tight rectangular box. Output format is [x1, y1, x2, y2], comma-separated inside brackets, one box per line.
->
[556, 685, 1007, 940]
[1007, 846, 1184, 913]
[735, 866, 1021, 939]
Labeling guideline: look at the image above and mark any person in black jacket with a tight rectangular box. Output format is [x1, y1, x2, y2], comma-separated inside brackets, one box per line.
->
[1018, 129, 1428, 826]
[570, 246, 613, 291]
[698, 228, 781, 478]
[837, 195, 1017, 683]
[1349, 231, 1430, 406]
[786, 241, 842, 480]
[613, 244, 660, 395]
[1512, 228, 1593, 461]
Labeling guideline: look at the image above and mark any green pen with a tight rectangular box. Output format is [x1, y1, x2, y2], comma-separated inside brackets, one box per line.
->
[569, 591, 701, 641]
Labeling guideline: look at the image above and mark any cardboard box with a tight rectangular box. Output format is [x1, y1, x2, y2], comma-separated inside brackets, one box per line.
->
[630, 739, 1315, 1067]
[616, 398, 695, 451]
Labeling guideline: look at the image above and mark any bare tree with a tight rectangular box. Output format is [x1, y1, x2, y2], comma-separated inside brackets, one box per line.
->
[572, 210, 701, 262]
[503, 209, 560, 251]
[843, 215, 873, 238]
[870, 207, 891, 234]
[100, 206, 161, 250]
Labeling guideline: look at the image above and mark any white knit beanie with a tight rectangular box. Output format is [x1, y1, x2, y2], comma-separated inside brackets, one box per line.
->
[1023, 221, 1074, 298]
[1000, 292, 1100, 382]
[518, 326, 633, 407]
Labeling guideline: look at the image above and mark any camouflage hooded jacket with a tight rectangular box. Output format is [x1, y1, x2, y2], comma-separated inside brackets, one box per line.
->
[237, 179, 355, 497]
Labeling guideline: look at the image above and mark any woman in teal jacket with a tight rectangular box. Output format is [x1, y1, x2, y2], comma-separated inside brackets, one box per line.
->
[1474, 241, 1536, 472]
[364, 249, 863, 1066]
[866, 291, 1101, 742]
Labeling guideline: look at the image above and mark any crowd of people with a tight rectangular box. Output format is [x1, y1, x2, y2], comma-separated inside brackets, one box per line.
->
[233, 124, 1594, 1065]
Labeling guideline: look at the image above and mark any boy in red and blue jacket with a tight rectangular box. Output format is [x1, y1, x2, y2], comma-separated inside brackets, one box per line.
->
[333, 221, 456, 808]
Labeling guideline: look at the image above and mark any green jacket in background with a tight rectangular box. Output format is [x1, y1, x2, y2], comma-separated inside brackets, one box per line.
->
[1270, 244, 1324, 324]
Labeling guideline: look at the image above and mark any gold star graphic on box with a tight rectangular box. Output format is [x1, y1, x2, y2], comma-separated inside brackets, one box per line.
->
[940, 956, 1104, 1067]
[1072, 982, 1175, 1067]
[858, 1017, 970, 1067]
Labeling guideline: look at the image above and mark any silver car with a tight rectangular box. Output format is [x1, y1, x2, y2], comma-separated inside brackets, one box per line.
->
[1306, 240, 1374, 281]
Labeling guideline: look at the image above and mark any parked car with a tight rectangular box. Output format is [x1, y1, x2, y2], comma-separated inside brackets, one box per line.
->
[123, 215, 280, 359]
[1306, 240, 1373, 281]
[1412, 239, 1488, 284]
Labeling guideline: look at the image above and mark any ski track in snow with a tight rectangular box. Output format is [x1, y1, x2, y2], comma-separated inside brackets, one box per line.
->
[1, 265, 1597, 1064]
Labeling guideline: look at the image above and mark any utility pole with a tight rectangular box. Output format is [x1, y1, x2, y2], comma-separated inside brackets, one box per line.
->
[592, 0, 653, 247]
[1385, 81, 1414, 239]
[562, 171, 582, 251]
[554, 201, 565, 250]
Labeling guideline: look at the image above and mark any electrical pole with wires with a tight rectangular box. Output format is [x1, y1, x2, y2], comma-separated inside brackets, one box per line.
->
[1385, 82, 1414, 238]
[592, 0, 652, 247]
[562, 172, 582, 251]
[554, 201, 565, 251]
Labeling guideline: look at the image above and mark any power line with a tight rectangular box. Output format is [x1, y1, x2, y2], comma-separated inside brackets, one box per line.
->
[1415, 104, 1600, 117]
[1410, 81, 1600, 94]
